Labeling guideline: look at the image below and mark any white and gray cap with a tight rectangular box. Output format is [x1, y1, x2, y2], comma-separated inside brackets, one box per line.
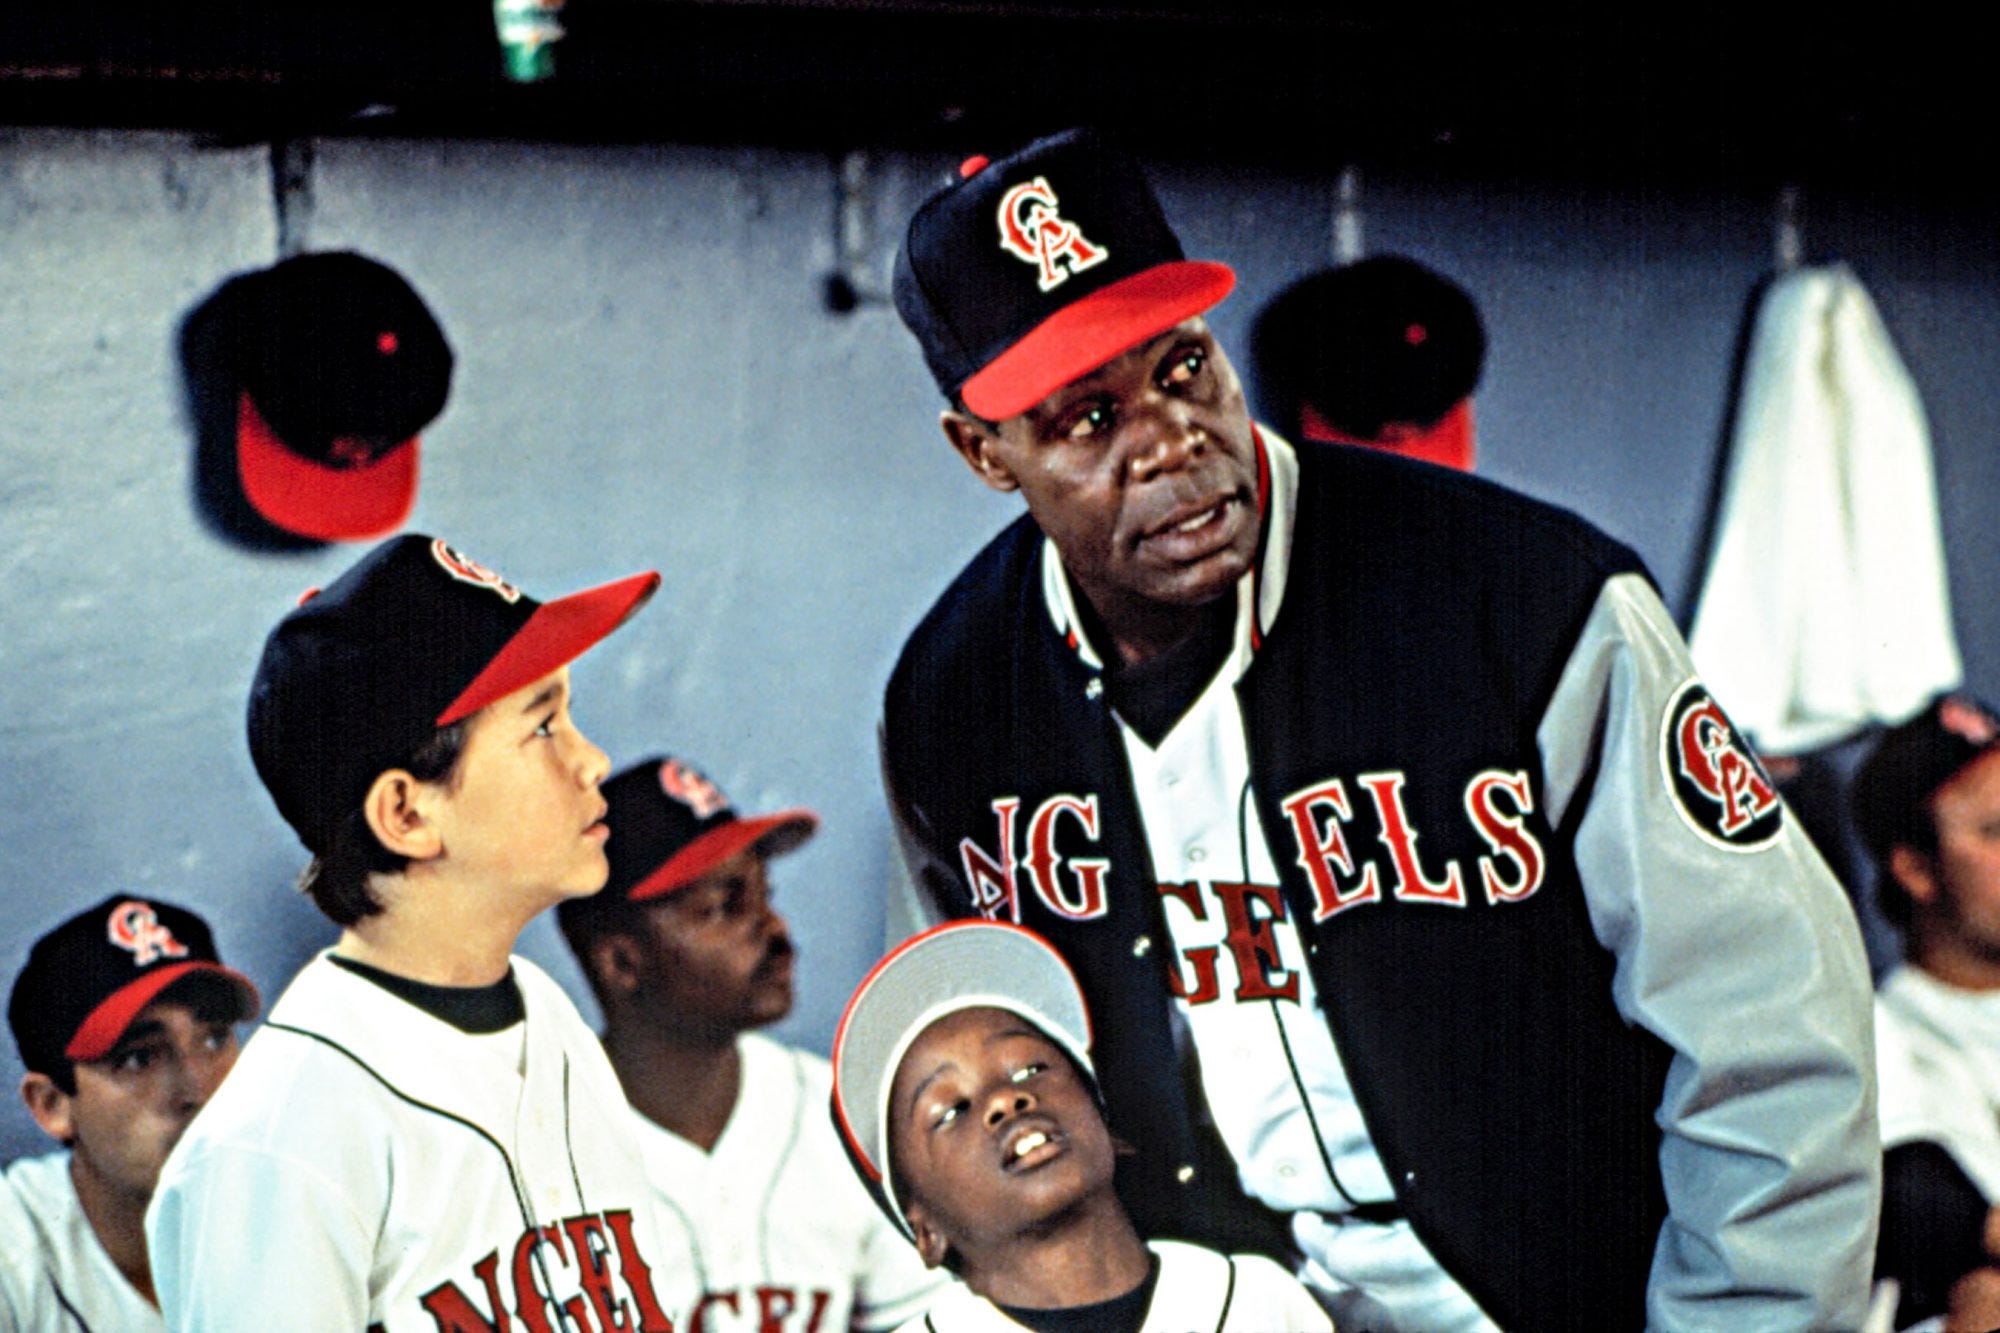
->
[830, 920, 1094, 1239]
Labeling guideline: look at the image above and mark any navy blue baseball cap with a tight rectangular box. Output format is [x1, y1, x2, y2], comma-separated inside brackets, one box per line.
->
[893, 127, 1235, 422]
[8, 895, 260, 1076]
[247, 534, 658, 856]
[598, 756, 818, 905]
[1852, 692, 2000, 862]
[227, 251, 453, 542]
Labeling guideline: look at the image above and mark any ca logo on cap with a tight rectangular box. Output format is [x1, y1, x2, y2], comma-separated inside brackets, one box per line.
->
[1660, 681, 1783, 850]
[659, 759, 730, 819]
[107, 901, 190, 967]
[997, 177, 1108, 292]
[431, 539, 523, 603]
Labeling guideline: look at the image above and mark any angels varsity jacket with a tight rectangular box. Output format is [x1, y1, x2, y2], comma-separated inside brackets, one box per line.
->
[881, 431, 1878, 1331]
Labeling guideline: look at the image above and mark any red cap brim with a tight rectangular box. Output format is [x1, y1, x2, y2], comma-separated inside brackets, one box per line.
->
[626, 809, 821, 902]
[65, 962, 263, 1064]
[237, 392, 420, 542]
[960, 261, 1236, 422]
[1300, 397, 1476, 472]
[437, 570, 661, 725]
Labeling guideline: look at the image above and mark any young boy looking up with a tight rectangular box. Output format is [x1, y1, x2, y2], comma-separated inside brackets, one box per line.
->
[832, 921, 1332, 1333]
[556, 754, 945, 1332]
[146, 534, 694, 1332]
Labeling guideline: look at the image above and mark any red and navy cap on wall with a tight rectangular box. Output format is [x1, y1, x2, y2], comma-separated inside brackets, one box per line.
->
[892, 127, 1235, 422]
[226, 251, 454, 542]
[247, 534, 659, 856]
[7, 895, 260, 1077]
[1252, 256, 1487, 471]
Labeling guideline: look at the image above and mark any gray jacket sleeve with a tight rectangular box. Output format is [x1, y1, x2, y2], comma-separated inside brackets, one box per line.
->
[1538, 572, 1879, 1331]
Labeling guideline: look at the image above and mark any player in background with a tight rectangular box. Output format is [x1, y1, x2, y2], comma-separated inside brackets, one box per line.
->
[146, 534, 694, 1331]
[832, 920, 1331, 1333]
[2, 895, 258, 1330]
[1852, 693, 2000, 1331]
[557, 754, 947, 1333]
[877, 127, 1877, 1330]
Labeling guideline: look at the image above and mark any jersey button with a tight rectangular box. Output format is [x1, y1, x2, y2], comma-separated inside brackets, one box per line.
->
[1186, 846, 1207, 863]
[1132, 935, 1152, 957]
[1176, 1164, 1196, 1185]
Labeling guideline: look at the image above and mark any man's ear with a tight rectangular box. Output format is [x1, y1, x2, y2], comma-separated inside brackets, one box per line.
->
[362, 769, 444, 862]
[1890, 845, 1940, 908]
[941, 411, 1020, 495]
[21, 1072, 76, 1145]
[905, 1201, 953, 1270]
[588, 934, 646, 1000]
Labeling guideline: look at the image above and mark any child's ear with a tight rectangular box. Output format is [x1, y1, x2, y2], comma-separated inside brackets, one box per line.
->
[363, 769, 444, 861]
[905, 1203, 952, 1270]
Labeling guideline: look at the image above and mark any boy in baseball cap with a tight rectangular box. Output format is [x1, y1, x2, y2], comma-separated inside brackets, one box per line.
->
[3, 895, 257, 1329]
[1853, 693, 2000, 1329]
[558, 754, 947, 1331]
[146, 534, 698, 1330]
[832, 921, 1330, 1332]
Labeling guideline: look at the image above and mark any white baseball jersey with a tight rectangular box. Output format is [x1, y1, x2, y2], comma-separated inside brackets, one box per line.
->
[1, 1149, 164, 1331]
[893, 1240, 1329, 1333]
[632, 1031, 946, 1332]
[146, 952, 699, 1331]
[1875, 965, 2000, 1200]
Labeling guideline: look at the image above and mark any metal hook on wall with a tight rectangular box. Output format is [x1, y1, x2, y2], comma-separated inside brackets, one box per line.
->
[1331, 166, 1364, 266]
[826, 149, 887, 314]
[1774, 183, 1804, 272]
[271, 137, 316, 260]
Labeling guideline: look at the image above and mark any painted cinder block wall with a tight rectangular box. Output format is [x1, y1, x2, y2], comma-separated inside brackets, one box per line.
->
[2, 125, 1995, 1165]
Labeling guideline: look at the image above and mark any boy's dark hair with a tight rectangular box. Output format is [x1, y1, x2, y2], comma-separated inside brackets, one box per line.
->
[298, 719, 470, 926]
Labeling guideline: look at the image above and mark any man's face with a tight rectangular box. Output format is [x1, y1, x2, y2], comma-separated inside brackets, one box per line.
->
[429, 666, 614, 906]
[948, 319, 1262, 635]
[48, 993, 241, 1204]
[887, 1005, 1113, 1270]
[1924, 749, 2000, 960]
[625, 847, 796, 1040]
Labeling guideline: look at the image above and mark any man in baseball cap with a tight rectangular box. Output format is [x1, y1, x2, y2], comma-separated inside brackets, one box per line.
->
[1854, 692, 2000, 1330]
[880, 126, 1876, 1330]
[831, 920, 1330, 1331]
[3, 895, 257, 1328]
[558, 754, 945, 1332]
[146, 534, 699, 1329]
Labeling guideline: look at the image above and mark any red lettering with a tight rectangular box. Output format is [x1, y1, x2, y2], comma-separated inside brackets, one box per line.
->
[1677, 701, 1776, 833]
[420, 1250, 512, 1333]
[802, 1290, 831, 1333]
[755, 1287, 797, 1333]
[563, 1215, 633, 1332]
[1281, 779, 1381, 921]
[1024, 794, 1110, 920]
[1464, 770, 1546, 905]
[1359, 772, 1467, 906]
[509, 1227, 568, 1333]
[690, 1292, 740, 1333]
[603, 1209, 677, 1333]
[1156, 882, 1221, 1005]
[1213, 882, 1300, 1002]
[958, 797, 1021, 923]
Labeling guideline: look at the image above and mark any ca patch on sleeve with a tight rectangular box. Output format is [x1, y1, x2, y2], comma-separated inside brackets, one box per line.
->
[1659, 679, 1785, 851]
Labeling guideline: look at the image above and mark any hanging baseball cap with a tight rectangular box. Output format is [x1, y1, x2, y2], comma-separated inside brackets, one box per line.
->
[893, 127, 1235, 422]
[247, 534, 659, 856]
[831, 920, 1095, 1239]
[226, 251, 454, 542]
[1851, 692, 2000, 863]
[1254, 255, 1486, 471]
[597, 755, 819, 905]
[8, 895, 260, 1077]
